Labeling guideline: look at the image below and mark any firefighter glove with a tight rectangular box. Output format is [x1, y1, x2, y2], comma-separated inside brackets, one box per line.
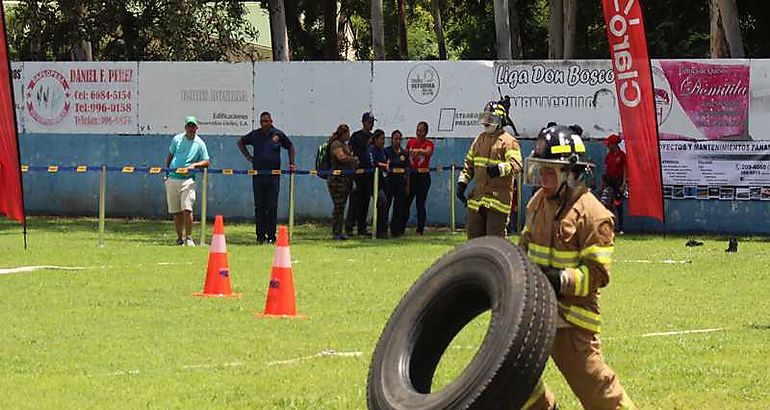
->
[456, 181, 468, 204]
[541, 267, 563, 295]
[486, 163, 501, 178]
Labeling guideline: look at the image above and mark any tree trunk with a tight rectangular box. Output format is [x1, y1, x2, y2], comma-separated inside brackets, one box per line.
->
[432, 0, 447, 60]
[508, 0, 522, 59]
[562, 0, 577, 59]
[493, 0, 512, 59]
[323, 0, 340, 59]
[716, 0, 744, 58]
[67, 2, 92, 61]
[397, 0, 408, 59]
[548, 0, 563, 59]
[371, 0, 385, 60]
[24, 0, 40, 59]
[709, 0, 729, 57]
[338, 0, 351, 59]
[268, 0, 290, 61]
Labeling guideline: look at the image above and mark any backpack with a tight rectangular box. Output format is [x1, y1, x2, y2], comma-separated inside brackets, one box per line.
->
[315, 141, 331, 179]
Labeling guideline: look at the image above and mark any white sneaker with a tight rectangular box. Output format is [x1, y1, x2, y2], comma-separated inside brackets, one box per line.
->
[184, 237, 195, 247]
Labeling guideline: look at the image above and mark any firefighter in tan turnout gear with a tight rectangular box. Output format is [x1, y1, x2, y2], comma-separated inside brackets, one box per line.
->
[456, 100, 522, 239]
[519, 125, 635, 410]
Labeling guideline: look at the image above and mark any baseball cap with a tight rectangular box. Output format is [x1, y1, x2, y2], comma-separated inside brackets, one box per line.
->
[185, 116, 198, 126]
[604, 134, 621, 146]
[362, 112, 377, 122]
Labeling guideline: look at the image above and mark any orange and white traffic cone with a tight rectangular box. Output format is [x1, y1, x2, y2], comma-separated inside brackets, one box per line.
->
[256, 225, 305, 318]
[193, 215, 241, 298]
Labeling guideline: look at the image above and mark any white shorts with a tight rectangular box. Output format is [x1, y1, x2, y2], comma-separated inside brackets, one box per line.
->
[165, 178, 196, 213]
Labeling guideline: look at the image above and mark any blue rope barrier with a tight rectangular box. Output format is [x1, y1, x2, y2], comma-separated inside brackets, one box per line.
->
[20, 165, 458, 176]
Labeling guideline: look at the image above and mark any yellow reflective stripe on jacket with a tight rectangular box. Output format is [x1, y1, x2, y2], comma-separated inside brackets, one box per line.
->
[521, 379, 546, 410]
[580, 244, 614, 265]
[528, 243, 580, 269]
[504, 148, 522, 166]
[572, 265, 590, 297]
[559, 302, 602, 333]
[467, 196, 510, 214]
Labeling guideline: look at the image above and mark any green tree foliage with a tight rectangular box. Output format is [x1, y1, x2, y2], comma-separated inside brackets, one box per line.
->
[5, 0, 769, 62]
[7, 0, 257, 61]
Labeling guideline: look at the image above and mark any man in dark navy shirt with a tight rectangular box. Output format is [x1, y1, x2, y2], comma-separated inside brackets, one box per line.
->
[345, 111, 375, 236]
[238, 111, 296, 244]
[369, 129, 388, 238]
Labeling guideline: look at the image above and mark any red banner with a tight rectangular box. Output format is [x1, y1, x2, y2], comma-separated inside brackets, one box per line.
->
[0, 3, 24, 223]
[601, 0, 663, 221]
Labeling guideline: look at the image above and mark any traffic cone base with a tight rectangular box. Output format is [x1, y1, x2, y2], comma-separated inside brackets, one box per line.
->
[256, 225, 305, 319]
[194, 215, 240, 298]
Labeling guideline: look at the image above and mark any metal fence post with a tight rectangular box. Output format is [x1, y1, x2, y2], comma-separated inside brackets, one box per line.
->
[450, 165, 456, 233]
[199, 167, 208, 246]
[371, 168, 379, 239]
[98, 165, 106, 247]
[289, 171, 295, 241]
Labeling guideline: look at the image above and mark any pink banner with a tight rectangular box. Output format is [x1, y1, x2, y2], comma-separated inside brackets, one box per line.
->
[660, 61, 749, 140]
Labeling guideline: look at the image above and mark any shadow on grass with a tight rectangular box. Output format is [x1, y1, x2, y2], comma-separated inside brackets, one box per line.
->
[0, 217, 467, 249]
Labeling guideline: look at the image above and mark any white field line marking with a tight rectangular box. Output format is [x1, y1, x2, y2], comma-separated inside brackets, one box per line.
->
[267, 349, 363, 366]
[0, 265, 87, 275]
[181, 362, 244, 370]
[104, 351, 362, 376]
[618, 259, 692, 264]
[105, 369, 141, 376]
[640, 328, 725, 337]
[604, 327, 726, 341]
[1, 262, 193, 275]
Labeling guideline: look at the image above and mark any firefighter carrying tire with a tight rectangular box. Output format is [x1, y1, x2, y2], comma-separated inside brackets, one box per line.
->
[367, 237, 557, 410]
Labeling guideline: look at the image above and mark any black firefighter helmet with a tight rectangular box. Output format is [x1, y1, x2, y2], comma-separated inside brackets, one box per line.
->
[524, 124, 593, 186]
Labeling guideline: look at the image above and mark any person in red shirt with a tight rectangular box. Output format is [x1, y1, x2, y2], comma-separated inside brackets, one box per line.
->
[600, 134, 627, 232]
[406, 121, 434, 236]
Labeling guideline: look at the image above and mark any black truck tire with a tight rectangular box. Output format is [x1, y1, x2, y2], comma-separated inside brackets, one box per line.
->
[367, 236, 557, 410]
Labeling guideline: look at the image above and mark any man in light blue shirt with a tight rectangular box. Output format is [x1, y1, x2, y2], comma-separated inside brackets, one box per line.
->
[164, 116, 210, 246]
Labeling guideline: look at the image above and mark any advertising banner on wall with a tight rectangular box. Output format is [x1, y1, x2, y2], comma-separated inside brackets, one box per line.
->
[653, 59, 751, 141]
[23, 62, 138, 134]
[138, 62, 252, 135]
[653, 60, 767, 199]
[10, 61, 23, 132]
[255, 61, 372, 137]
[494, 60, 619, 139]
[373, 61, 493, 138]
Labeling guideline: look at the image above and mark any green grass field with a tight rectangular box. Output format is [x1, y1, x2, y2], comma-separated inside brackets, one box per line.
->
[1, 217, 768, 409]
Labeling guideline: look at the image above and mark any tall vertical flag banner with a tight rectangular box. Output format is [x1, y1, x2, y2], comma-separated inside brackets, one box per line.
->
[601, 0, 664, 221]
[0, 3, 24, 223]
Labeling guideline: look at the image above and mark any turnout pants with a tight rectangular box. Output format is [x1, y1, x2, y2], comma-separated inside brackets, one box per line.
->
[524, 327, 635, 410]
[252, 175, 280, 242]
[465, 206, 508, 239]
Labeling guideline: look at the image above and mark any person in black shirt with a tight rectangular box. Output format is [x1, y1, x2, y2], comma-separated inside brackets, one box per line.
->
[384, 129, 409, 237]
[345, 111, 375, 236]
[237, 111, 296, 244]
